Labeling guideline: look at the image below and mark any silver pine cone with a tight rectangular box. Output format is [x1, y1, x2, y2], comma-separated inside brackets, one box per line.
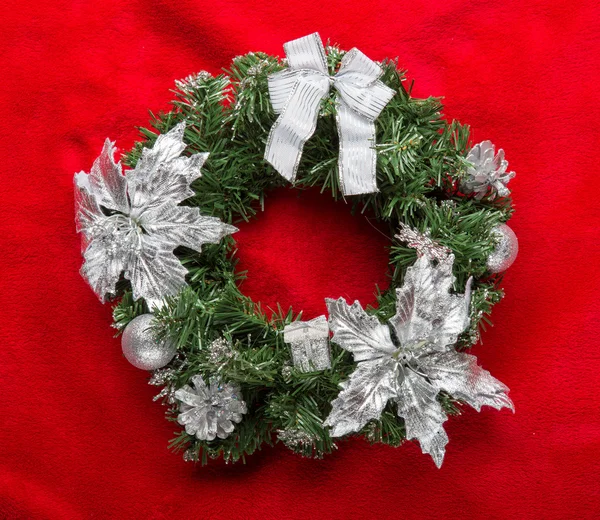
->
[174, 375, 247, 441]
[461, 140, 515, 200]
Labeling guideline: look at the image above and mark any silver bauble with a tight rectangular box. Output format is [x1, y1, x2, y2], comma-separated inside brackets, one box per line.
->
[121, 314, 177, 370]
[487, 224, 518, 273]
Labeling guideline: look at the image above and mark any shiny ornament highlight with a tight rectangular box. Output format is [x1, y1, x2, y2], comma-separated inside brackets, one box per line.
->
[487, 224, 518, 273]
[121, 314, 177, 370]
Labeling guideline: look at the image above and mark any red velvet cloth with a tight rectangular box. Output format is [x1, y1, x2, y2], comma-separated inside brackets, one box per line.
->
[2, 1, 600, 518]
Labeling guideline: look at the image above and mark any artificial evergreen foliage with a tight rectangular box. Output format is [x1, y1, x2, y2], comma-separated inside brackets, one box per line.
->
[112, 46, 513, 464]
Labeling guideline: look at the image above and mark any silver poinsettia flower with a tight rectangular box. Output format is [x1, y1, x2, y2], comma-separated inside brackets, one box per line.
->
[324, 255, 513, 467]
[74, 123, 237, 308]
[461, 140, 515, 200]
[174, 375, 247, 441]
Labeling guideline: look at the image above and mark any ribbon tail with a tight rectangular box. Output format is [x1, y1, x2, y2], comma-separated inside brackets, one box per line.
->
[265, 75, 329, 182]
[336, 101, 379, 196]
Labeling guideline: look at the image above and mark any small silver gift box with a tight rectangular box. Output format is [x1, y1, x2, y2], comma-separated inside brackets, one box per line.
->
[283, 316, 331, 372]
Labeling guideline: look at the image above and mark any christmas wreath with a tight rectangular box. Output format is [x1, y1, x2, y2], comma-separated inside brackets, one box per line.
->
[74, 33, 517, 467]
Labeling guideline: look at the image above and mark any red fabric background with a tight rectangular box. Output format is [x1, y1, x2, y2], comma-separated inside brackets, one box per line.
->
[2, 1, 600, 518]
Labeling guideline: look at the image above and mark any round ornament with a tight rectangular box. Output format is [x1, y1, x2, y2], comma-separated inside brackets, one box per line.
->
[121, 314, 177, 370]
[75, 33, 518, 468]
[487, 224, 519, 273]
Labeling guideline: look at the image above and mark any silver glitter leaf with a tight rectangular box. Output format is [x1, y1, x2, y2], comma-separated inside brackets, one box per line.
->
[74, 123, 237, 308]
[461, 140, 515, 200]
[80, 226, 127, 299]
[125, 234, 189, 307]
[207, 337, 235, 365]
[138, 204, 234, 251]
[395, 223, 451, 263]
[324, 256, 513, 467]
[127, 126, 208, 212]
[174, 375, 247, 441]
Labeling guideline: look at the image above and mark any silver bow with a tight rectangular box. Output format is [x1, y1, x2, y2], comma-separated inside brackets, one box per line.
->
[265, 33, 395, 196]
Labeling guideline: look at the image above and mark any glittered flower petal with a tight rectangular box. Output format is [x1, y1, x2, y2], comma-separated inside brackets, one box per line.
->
[171, 152, 209, 184]
[133, 123, 187, 181]
[396, 370, 449, 468]
[73, 177, 104, 247]
[128, 170, 192, 214]
[390, 256, 471, 351]
[423, 351, 514, 413]
[139, 204, 237, 252]
[326, 297, 396, 362]
[434, 277, 472, 349]
[85, 139, 129, 214]
[127, 124, 208, 211]
[324, 358, 398, 437]
[80, 237, 125, 302]
[126, 235, 189, 308]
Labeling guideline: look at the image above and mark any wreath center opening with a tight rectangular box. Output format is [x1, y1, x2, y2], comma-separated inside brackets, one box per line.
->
[233, 187, 390, 318]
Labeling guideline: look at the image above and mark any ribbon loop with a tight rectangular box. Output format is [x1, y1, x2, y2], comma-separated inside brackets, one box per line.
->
[267, 70, 304, 114]
[265, 72, 330, 182]
[283, 32, 328, 73]
[335, 48, 382, 88]
[265, 33, 395, 195]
